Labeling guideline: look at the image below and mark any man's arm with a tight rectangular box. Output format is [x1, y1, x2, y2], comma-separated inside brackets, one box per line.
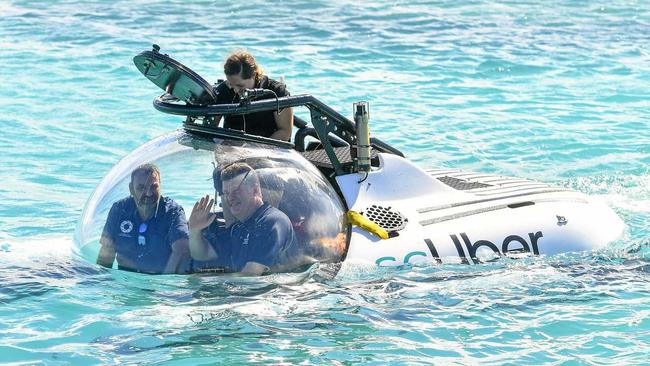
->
[97, 235, 116, 268]
[270, 107, 293, 141]
[188, 195, 219, 261]
[189, 230, 218, 261]
[163, 238, 190, 274]
[97, 203, 121, 269]
[163, 203, 192, 274]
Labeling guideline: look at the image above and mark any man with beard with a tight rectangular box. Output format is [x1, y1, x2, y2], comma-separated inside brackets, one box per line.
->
[97, 163, 191, 274]
[188, 162, 295, 275]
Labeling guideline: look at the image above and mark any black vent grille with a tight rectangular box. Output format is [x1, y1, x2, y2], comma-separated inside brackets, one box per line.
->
[301, 146, 379, 169]
[438, 176, 492, 190]
[361, 205, 407, 231]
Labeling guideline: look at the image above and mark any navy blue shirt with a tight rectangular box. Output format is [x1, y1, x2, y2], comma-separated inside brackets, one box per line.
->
[194, 203, 295, 273]
[102, 196, 190, 274]
[214, 75, 290, 139]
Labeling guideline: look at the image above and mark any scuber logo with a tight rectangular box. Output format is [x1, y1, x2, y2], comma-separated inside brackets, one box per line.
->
[375, 231, 543, 266]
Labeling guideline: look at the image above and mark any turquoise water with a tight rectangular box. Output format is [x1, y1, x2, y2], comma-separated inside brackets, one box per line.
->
[1, 0, 650, 364]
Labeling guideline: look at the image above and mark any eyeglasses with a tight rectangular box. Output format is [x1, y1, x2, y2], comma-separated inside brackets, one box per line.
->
[223, 170, 251, 198]
[138, 222, 148, 246]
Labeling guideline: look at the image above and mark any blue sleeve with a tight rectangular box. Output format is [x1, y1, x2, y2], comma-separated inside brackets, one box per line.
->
[168, 204, 189, 245]
[101, 203, 119, 240]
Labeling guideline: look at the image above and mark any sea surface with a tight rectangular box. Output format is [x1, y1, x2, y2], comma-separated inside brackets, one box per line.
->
[1, 0, 650, 364]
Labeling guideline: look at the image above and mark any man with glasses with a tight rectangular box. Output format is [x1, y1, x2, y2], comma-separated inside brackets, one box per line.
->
[97, 163, 191, 274]
[188, 162, 295, 275]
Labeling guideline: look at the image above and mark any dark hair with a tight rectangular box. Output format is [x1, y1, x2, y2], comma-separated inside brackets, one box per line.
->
[221, 162, 259, 187]
[223, 51, 263, 80]
[131, 163, 160, 183]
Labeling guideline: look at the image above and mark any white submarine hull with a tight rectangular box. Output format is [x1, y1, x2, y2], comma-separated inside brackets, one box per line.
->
[337, 153, 625, 266]
[117, 46, 625, 271]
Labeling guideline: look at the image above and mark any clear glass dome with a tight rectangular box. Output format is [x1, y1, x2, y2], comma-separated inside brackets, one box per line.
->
[75, 129, 348, 273]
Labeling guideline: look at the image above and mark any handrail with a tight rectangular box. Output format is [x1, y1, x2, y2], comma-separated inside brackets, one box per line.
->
[154, 93, 403, 175]
[155, 94, 358, 175]
[153, 93, 354, 132]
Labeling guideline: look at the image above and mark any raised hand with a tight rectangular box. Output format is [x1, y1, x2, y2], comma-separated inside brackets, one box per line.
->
[188, 194, 217, 232]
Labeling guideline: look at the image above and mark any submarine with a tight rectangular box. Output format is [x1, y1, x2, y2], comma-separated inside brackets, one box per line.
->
[75, 46, 625, 271]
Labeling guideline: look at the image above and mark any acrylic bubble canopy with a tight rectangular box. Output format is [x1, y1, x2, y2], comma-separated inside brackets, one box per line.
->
[75, 129, 349, 269]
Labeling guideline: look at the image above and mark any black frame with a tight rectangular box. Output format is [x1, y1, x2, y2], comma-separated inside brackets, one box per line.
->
[154, 93, 403, 176]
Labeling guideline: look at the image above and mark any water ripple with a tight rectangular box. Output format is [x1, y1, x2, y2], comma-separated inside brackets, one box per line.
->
[1, 0, 650, 364]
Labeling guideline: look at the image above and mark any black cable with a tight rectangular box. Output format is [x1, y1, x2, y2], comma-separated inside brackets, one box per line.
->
[357, 171, 369, 183]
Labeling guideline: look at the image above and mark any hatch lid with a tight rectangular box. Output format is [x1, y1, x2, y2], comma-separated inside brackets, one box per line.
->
[133, 44, 217, 105]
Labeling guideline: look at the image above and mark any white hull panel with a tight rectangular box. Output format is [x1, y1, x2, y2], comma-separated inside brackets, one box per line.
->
[337, 153, 625, 266]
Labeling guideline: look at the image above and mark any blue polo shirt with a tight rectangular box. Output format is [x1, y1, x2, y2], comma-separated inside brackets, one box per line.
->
[102, 196, 189, 274]
[194, 203, 295, 273]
